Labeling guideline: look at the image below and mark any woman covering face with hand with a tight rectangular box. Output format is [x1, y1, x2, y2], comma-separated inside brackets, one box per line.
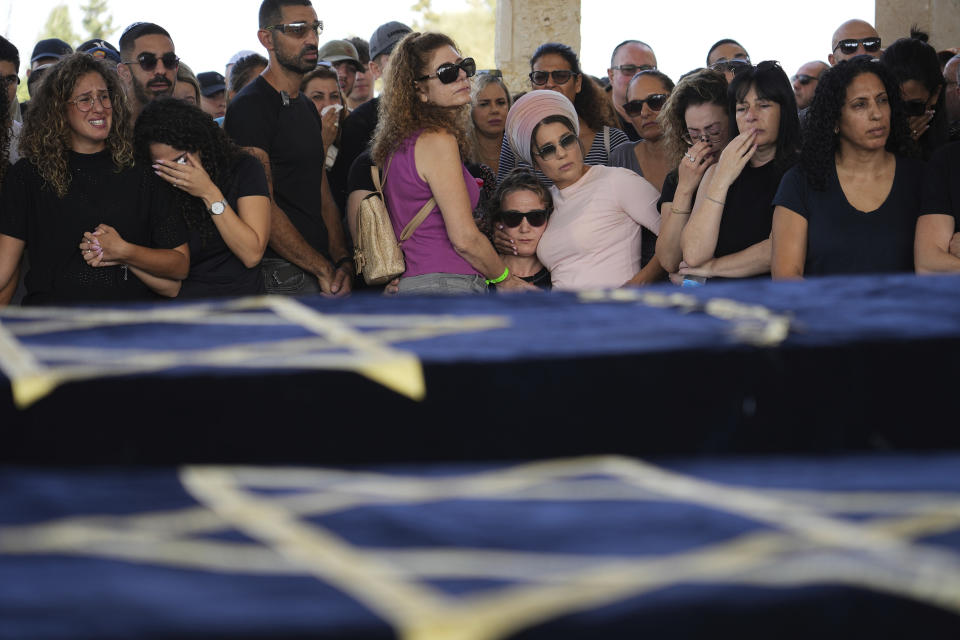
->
[135, 97, 271, 297]
[680, 61, 800, 281]
[0, 54, 189, 305]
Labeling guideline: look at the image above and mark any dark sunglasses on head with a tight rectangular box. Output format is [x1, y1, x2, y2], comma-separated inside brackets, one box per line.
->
[623, 93, 669, 116]
[834, 37, 881, 55]
[535, 132, 578, 160]
[792, 73, 817, 85]
[499, 209, 549, 227]
[611, 64, 655, 76]
[902, 99, 932, 117]
[123, 51, 179, 72]
[417, 57, 476, 84]
[529, 69, 579, 86]
[265, 20, 323, 38]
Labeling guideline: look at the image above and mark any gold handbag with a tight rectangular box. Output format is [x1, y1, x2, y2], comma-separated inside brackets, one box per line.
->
[354, 164, 435, 286]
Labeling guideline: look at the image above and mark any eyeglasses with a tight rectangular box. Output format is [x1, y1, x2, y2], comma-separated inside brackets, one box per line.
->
[792, 74, 817, 86]
[416, 57, 476, 84]
[623, 93, 669, 116]
[535, 132, 578, 160]
[611, 64, 655, 76]
[122, 52, 179, 72]
[834, 37, 881, 55]
[1, 74, 20, 86]
[902, 99, 932, 117]
[682, 123, 725, 145]
[66, 90, 112, 112]
[710, 59, 751, 74]
[499, 209, 549, 227]
[265, 20, 323, 38]
[529, 70, 580, 86]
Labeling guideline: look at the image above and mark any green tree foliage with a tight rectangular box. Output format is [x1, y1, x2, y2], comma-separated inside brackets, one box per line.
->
[81, 0, 117, 41]
[411, 0, 496, 70]
[38, 4, 80, 48]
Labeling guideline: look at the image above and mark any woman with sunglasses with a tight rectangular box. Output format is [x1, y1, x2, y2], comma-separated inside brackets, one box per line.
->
[497, 42, 627, 185]
[133, 97, 271, 297]
[680, 61, 800, 281]
[486, 169, 553, 290]
[505, 90, 660, 290]
[469, 72, 511, 178]
[881, 31, 948, 160]
[0, 54, 189, 305]
[771, 57, 922, 278]
[370, 32, 533, 295]
[655, 69, 732, 276]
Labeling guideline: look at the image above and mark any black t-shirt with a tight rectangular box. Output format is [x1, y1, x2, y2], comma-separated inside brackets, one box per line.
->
[774, 157, 923, 275]
[179, 154, 270, 298]
[0, 151, 187, 305]
[331, 97, 379, 213]
[716, 160, 787, 259]
[347, 149, 376, 195]
[224, 76, 328, 261]
[920, 140, 960, 227]
[656, 169, 680, 214]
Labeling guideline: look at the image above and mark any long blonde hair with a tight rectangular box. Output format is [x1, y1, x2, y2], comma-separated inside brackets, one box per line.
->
[371, 31, 472, 166]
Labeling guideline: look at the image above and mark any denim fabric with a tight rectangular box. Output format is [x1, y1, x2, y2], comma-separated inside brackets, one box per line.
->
[397, 273, 487, 296]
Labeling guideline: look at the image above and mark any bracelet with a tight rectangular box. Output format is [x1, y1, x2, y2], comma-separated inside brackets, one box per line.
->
[486, 267, 509, 285]
[706, 195, 725, 206]
[333, 256, 352, 270]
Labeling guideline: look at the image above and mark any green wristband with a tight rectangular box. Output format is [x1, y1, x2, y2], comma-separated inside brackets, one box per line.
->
[486, 267, 509, 285]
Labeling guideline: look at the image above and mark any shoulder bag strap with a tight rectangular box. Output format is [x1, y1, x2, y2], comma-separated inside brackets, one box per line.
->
[398, 197, 436, 243]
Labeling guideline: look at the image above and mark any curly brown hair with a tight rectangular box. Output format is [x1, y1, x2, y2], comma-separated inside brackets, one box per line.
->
[20, 53, 134, 197]
[658, 68, 728, 169]
[371, 32, 472, 166]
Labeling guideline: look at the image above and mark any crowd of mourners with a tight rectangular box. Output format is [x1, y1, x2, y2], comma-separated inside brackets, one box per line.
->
[0, 0, 959, 304]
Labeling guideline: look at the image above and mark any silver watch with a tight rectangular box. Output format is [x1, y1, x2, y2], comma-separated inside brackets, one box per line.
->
[209, 200, 226, 215]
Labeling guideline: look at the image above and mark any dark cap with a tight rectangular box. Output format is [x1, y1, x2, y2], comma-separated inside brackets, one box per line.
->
[197, 71, 226, 96]
[30, 38, 73, 65]
[369, 21, 411, 61]
[78, 39, 121, 64]
[318, 40, 363, 72]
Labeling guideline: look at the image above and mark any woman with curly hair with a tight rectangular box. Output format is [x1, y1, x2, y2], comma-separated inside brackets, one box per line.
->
[496, 42, 627, 184]
[654, 68, 731, 275]
[771, 57, 922, 278]
[135, 97, 270, 297]
[0, 53, 188, 305]
[681, 61, 800, 281]
[468, 72, 511, 177]
[370, 31, 533, 294]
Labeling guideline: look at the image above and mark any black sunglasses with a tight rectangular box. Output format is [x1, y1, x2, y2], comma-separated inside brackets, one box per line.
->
[417, 58, 476, 84]
[529, 70, 579, 86]
[834, 37, 881, 55]
[710, 59, 751, 74]
[265, 20, 323, 38]
[902, 99, 932, 117]
[611, 64, 655, 76]
[535, 132, 578, 160]
[123, 51, 179, 72]
[792, 74, 817, 86]
[499, 209, 549, 227]
[623, 93, 669, 116]
[1, 74, 20, 86]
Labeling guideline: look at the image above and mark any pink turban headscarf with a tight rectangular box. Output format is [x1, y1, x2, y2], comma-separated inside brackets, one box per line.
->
[505, 90, 580, 166]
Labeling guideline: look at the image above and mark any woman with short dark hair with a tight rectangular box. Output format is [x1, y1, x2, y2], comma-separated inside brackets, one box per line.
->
[771, 57, 922, 278]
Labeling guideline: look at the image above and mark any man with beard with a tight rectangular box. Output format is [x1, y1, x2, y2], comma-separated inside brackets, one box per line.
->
[224, 0, 351, 296]
[117, 23, 178, 123]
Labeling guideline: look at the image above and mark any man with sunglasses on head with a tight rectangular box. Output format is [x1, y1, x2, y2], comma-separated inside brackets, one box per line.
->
[829, 19, 882, 66]
[117, 23, 178, 123]
[606, 40, 657, 141]
[791, 61, 829, 111]
[224, 0, 351, 297]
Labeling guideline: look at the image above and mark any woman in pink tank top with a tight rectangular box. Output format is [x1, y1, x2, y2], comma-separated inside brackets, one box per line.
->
[370, 31, 534, 295]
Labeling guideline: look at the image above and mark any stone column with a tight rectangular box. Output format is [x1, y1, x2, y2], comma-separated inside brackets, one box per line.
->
[495, 0, 581, 98]
[876, 0, 960, 51]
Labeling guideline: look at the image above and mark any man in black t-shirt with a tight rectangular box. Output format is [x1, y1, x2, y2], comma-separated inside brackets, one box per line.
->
[225, 0, 351, 296]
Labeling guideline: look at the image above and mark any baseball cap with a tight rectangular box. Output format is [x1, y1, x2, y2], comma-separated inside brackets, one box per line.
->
[318, 40, 363, 72]
[30, 38, 72, 65]
[78, 39, 120, 64]
[369, 21, 411, 61]
[197, 71, 226, 96]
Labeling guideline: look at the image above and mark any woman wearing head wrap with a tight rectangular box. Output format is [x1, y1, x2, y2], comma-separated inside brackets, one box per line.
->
[504, 90, 660, 290]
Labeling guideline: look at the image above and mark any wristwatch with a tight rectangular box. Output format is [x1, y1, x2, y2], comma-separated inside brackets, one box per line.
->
[209, 200, 226, 215]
